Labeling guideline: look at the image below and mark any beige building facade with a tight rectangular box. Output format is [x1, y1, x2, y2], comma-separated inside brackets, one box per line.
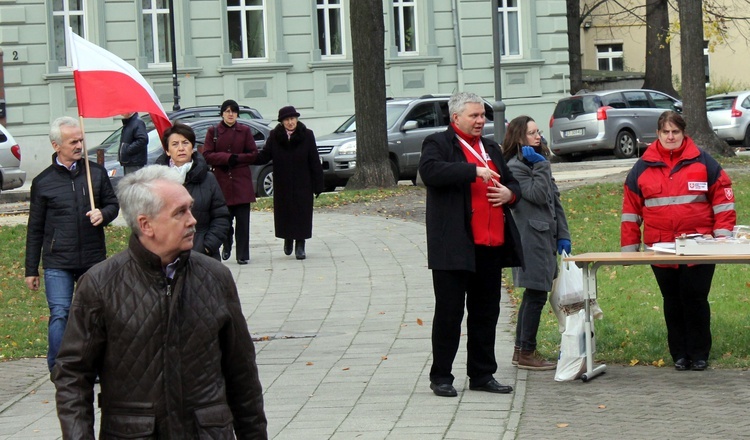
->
[579, 0, 750, 91]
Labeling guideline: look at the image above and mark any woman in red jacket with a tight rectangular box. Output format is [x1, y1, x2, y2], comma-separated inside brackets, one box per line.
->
[621, 111, 735, 371]
[202, 99, 259, 265]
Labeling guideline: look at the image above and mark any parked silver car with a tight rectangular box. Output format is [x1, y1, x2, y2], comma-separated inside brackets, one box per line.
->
[88, 118, 274, 197]
[316, 95, 497, 190]
[0, 124, 26, 191]
[549, 89, 682, 159]
[706, 91, 750, 148]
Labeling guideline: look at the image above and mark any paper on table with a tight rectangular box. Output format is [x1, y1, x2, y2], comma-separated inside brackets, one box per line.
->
[648, 242, 676, 254]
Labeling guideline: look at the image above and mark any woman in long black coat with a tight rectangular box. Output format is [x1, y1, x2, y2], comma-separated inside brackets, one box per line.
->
[255, 106, 324, 260]
[156, 123, 230, 260]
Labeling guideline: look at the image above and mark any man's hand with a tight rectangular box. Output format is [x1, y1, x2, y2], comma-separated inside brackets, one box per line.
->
[87, 208, 104, 226]
[487, 183, 513, 207]
[476, 166, 500, 184]
[26, 276, 40, 291]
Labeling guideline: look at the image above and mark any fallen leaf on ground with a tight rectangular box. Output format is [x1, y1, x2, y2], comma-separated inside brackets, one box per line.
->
[416, 318, 423, 326]
[556, 423, 569, 428]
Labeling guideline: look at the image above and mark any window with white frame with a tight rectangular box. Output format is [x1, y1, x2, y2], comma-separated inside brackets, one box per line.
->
[142, 0, 171, 65]
[227, 0, 267, 60]
[394, 0, 417, 54]
[597, 44, 624, 71]
[497, 0, 520, 57]
[317, 0, 344, 57]
[703, 40, 710, 83]
[52, 0, 86, 66]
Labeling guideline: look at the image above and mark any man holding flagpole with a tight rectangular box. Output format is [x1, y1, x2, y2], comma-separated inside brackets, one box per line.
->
[24, 116, 119, 373]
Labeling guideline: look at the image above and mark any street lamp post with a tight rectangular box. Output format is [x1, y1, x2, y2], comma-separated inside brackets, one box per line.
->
[168, 0, 180, 111]
[490, 0, 506, 144]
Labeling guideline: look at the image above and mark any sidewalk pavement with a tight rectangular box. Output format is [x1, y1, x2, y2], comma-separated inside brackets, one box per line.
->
[0, 212, 525, 439]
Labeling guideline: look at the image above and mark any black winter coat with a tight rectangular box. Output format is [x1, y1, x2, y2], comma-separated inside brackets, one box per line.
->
[118, 114, 149, 166]
[53, 235, 267, 439]
[255, 122, 324, 239]
[25, 156, 119, 276]
[418, 126, 524, 272]
[155, 152, 230, 259]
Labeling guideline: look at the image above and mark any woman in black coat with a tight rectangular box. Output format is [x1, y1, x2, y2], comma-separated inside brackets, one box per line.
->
[254, 106, 324, 260]
[156, 123, 230, 260]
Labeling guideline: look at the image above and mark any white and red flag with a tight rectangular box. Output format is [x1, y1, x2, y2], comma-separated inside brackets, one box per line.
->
[67, 28, 171, 136]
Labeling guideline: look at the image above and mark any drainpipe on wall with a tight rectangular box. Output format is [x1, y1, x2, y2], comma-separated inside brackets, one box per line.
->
[451, 0, 464, 90]
[0, 48, 6, 126]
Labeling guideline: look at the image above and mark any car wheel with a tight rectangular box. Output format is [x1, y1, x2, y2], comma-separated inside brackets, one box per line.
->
[743, 126, 750, 150]
[614, 130, 637, 159]
[257, 166, 273, 197]
[390, 159, 399, 184]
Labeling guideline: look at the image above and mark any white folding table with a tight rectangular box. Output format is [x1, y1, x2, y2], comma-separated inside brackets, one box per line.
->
[564, 252, 750, 382]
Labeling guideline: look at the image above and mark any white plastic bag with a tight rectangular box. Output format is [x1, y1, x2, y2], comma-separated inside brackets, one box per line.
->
[552, 251, 584, 306]
[554, 309, 591, 382]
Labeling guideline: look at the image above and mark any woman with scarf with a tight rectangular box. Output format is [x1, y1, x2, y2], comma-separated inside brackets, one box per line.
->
[156, 122, 230, 259]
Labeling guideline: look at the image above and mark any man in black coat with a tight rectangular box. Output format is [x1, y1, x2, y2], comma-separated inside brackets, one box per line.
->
[25, 116, 119, 372]
[418, 92, 524, 397]
[118, 112, 149, 174]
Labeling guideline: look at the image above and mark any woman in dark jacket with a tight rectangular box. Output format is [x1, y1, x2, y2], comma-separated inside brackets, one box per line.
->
[255, 106, 324, 260]
[156, 123, 230, 259]
[202, 99, 259, 264]
[502, 116, 571, 371]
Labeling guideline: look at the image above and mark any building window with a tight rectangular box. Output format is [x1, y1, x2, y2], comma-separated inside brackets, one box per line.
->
[317, 0, 344, 57]
[53, 0, 86, 66]
[497, 0, 520, 57]
[596, 44, 624, 71]
[142, 0, 171, 65]
[227, 0, 267, 60]
[703, 40, 710, 84]
[394, 0, 417, 54]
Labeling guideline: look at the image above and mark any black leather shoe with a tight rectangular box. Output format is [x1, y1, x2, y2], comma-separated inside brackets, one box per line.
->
[691, 360, 708, 371]
[674, 358, 691, 371]
[284, 239, 293, 256]
[469, 379, 513, 394]
[222, 249, 231, 261]
[295, 240, 306, 260]
[237, 259, 248, 265]
[430, 383, 457, 397]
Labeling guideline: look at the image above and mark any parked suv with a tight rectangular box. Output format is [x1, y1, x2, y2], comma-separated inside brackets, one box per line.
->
[0, 124, 26, 191]
[549, 89, 682, 159]
[706, 91, 750, 149]
[316, 95, 496, 189]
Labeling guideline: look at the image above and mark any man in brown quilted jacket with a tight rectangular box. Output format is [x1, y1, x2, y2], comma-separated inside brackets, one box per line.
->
[52, 165, 267, 439]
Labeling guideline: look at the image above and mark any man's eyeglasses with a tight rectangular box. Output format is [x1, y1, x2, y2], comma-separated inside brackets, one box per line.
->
[527, 130, 543, 136]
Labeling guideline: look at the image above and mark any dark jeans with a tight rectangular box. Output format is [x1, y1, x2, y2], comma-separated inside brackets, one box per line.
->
[43, 268, 86, 372]
[430, 246, 503, 387]
[514, 288, 548, 351]
[223, 203, 251, 261]
[651, 264, 715, 362]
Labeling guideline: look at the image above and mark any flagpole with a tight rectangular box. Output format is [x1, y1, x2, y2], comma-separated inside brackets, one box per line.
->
[77, 116, 97, 209]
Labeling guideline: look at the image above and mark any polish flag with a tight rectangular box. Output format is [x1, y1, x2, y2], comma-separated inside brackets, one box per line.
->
[68, 28, 171, 137]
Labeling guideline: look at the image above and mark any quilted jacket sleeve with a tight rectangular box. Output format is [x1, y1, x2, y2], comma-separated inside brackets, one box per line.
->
[218, 271, 268, 439]
[52, 273, 106, 439]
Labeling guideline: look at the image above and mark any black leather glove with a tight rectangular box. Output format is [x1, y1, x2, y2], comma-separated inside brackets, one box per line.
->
[228, 154, 238, 168]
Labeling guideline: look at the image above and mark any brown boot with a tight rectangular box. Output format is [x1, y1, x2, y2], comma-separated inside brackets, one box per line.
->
[517, 350, 557, 371]
[512, 346, 520, 366]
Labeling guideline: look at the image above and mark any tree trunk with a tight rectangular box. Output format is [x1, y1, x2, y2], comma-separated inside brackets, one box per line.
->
[346, 0, 394, 190]
[566, 0, 583, 94]
[643, 0, 680, 97]
[677, 0, 734, 157]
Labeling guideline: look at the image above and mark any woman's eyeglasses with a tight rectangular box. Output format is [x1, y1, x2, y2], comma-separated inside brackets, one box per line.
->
[527, 130, 543, 136]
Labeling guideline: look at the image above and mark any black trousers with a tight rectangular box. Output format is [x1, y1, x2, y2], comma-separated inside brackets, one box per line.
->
[430, 246, 503, 387]
[651, 264, 715, 362]
[514, 288, 548, 351]
[223, 203, 251, 261]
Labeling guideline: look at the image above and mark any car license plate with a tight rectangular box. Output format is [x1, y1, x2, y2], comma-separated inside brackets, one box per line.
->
[564, 129, 584, 137]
